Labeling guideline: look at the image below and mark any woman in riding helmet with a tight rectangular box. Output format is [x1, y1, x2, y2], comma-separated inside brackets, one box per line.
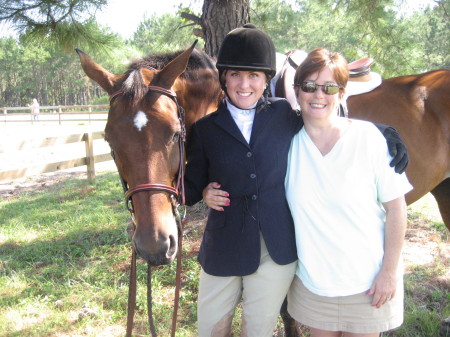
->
[184, 24, 407, 337]
[184, 23, 300, 336]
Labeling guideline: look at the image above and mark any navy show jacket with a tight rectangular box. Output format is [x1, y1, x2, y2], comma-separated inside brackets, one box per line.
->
[184, 98, 303, 276]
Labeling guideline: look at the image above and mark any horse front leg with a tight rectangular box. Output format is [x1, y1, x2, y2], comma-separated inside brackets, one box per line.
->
[280, 297, 302, 337]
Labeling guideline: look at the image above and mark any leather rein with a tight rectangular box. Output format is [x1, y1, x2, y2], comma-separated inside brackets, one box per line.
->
[109, 83, 186, 337]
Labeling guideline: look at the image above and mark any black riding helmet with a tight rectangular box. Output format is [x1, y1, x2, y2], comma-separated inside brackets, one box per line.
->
[216, 24, 276, 93]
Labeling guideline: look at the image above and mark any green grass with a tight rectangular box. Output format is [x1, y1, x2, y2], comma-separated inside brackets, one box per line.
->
[0, 172, 448, 336]
[0, 172, 201, 336]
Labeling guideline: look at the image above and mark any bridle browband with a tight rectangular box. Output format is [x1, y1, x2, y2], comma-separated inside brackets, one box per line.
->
[108, 80, 186, 337]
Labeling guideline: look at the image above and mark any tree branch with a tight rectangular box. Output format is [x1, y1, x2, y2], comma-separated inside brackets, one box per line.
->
[181, 12, 202, 26]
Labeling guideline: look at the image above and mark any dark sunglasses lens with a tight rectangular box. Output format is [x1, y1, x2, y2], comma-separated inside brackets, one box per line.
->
[301, 81, 317, 93]
[324, 84, 340, 95]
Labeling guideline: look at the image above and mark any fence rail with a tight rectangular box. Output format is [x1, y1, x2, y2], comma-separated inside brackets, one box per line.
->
[0, 104, 109, 125]
[0, 131, 113, 182]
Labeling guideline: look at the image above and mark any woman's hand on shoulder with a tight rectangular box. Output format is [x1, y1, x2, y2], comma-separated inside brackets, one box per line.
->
[202, 182, 230, 211]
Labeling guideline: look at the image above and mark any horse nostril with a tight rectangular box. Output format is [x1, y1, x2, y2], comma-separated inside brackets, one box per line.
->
[167, 234, 177, 257]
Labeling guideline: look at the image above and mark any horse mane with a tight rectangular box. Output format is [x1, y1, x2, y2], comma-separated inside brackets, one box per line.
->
[122, 48, 217, 102]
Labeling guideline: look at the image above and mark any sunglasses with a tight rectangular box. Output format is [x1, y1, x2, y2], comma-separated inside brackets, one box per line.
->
[299, 81, 341, 95]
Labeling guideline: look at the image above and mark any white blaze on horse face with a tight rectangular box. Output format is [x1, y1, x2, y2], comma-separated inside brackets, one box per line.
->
[134, 111, 148, 131]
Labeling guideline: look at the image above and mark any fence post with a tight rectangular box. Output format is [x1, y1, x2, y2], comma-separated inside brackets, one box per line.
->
[84, 132, 96, 182]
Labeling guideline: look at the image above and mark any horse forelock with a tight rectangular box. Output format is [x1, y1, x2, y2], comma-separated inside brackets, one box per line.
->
[121, 69, 148, 103]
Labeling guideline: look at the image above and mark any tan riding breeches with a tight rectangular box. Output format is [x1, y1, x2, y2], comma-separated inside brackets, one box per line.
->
[197, 234, 297, 337]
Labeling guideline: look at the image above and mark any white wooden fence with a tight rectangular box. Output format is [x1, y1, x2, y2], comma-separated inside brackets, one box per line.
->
[0, 104, 109, 125]
[0, 130, 113, 182]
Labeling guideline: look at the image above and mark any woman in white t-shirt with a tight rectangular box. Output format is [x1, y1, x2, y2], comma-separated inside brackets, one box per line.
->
[284, 48, 413, 337]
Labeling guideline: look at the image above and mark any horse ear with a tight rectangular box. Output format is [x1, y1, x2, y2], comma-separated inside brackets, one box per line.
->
[157, 41, 198, 89]
[76, 49, 120, 94]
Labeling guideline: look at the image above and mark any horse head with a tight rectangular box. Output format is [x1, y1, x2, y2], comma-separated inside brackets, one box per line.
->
[77, 42, 203, 265]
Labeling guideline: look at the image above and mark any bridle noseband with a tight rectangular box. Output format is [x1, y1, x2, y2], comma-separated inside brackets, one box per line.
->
[109, 82, 186, 337]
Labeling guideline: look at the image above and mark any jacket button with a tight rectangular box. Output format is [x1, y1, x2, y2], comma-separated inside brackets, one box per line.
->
[250, 173, 256, 179]
[247, 152, 252, 157]
[251, 195, 257, 200]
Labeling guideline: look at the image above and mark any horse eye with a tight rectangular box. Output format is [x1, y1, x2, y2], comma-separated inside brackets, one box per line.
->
[172, 132, 180, 142]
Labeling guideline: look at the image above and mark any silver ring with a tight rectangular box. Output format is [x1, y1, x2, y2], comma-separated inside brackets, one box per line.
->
[387, 296, 392, 301]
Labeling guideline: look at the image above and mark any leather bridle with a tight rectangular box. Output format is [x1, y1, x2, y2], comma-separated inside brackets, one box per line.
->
[111, 84, 186, 207]
[109, 83, 186, 337]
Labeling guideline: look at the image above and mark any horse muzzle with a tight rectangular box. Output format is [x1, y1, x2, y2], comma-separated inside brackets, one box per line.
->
[133, 232, 178, 265]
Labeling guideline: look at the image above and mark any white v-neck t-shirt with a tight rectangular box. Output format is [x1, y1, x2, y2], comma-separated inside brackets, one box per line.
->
[285, 119, 412, 297]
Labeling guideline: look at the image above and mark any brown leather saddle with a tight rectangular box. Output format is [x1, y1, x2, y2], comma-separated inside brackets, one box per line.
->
[348, 57, 374, 81]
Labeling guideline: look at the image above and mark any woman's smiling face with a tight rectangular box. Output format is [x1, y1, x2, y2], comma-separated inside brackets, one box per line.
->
[297, 66, 341, 121]
[225, 70, 267, 109]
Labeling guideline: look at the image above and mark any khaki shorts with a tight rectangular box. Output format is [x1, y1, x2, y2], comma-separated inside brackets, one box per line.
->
[287, 276, 404, 333]
[197, 234, 297, 337]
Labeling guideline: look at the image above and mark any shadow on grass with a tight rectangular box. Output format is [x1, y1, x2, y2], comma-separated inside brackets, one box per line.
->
[2, 327, 69, 337]
[0, 226, 128, 265]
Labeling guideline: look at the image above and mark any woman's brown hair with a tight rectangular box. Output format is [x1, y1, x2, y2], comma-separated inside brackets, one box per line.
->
[293, 48, 349, 98]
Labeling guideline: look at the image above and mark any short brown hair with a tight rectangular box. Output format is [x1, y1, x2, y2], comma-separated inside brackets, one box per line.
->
[293, 48, 349, 98]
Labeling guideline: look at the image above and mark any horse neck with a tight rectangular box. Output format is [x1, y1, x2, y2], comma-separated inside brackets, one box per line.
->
[176, 72, 222, 129]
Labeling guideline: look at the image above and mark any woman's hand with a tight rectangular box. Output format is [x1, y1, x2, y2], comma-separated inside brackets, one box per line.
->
[202, 182, 230, 211]
[366, 270, 397, 308]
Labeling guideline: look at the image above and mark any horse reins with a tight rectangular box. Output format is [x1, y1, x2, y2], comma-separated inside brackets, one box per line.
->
[109, 83, 186, 337]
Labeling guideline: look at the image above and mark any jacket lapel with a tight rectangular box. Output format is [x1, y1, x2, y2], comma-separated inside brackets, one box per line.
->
[214, 106, 250, 147]
[249, 103, 274, 146]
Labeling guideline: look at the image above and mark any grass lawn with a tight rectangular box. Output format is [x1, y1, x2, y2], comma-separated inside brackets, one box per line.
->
[0, 170, 448, 337]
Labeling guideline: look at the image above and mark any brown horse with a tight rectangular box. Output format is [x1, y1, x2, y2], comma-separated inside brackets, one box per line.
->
[347, 69, 450, 230]
[77, 42, 222, 266]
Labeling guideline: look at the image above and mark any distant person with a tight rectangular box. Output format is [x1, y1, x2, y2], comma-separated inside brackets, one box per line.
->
[30, 98, 40, 122]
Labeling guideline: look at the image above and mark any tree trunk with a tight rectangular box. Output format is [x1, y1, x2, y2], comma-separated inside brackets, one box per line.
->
[200, 0, 250, 57]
